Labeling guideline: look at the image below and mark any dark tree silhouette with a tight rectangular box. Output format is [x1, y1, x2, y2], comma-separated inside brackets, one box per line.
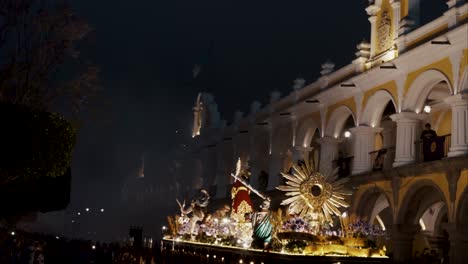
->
[0, 0, 99, 114]
[0, 0, 98, 219]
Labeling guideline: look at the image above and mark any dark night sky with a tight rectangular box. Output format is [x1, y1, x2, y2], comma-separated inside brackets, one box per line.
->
[32, 0, 380, 240]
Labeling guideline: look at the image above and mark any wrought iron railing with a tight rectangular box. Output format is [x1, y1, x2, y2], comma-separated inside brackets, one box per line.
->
[369, 147, 395, 172]
[443, 134, 451, 157]
[332, 156, 353, 178]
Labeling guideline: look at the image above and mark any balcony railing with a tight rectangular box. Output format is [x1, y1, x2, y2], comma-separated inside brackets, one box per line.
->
[333, 156, 353, 178]
[365, 134, 451, 173]
[369, 147, 395, 172]
[443, 134, 451, 157]
[415, 134, 451, 162]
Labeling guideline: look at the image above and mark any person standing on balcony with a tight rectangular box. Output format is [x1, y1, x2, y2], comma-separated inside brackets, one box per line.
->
[420, 123, 442, 162]
[335, 152, 351, 178]
[420, 123, 437, 140]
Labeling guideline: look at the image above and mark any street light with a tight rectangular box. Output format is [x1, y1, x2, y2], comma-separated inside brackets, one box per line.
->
[85, 208, 90, 212]
[100, 208, 104, 212]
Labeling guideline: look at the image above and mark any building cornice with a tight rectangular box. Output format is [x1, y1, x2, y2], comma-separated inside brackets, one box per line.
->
[198, 7, 467, 141]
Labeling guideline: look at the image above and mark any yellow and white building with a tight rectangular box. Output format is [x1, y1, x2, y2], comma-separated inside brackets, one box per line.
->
[188, 1, 468, 263]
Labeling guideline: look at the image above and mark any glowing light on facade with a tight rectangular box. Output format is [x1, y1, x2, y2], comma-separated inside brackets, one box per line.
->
[423, 105, 431, 113]
[344, 131, 351, 138]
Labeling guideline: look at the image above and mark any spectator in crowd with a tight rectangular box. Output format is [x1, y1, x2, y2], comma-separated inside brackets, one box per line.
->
[0, 227, 159, 264]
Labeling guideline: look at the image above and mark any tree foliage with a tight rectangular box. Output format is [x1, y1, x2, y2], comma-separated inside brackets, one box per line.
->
[0, 0, 97, 216]
[0, 103, 75, 185]
[0, 0, 99, 114]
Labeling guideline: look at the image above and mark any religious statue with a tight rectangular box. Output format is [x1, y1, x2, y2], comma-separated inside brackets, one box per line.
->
[192, 93, 203, 138]
[251, 199, 273, 250]
[230, 158, 254, 223]
[176, 189, 210, 240]
[212, 204, 231, 219]
[377, 10, 392, 52]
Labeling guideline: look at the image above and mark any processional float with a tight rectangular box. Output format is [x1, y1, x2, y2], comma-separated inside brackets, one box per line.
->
[163, 154, 388, 259]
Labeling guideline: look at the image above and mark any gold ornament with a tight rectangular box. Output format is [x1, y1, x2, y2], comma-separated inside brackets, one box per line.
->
[276, 159, 351, 225]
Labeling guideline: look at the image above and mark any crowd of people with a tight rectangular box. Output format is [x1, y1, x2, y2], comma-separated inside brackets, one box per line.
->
[412, 248, 449, 264]
[0, 228, 159, 264]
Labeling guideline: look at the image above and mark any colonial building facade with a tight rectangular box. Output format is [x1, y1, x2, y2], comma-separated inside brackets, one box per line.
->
[188, 1, 468, 263]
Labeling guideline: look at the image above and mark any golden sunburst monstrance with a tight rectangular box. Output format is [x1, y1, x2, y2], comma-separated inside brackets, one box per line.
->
[276, 158, 351, 227]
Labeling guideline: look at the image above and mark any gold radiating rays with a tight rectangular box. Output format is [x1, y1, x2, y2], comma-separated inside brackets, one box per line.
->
[276, 158, 351, 225]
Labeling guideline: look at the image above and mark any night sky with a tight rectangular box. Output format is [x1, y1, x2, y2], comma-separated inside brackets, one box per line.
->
[24, 0, 447, 241]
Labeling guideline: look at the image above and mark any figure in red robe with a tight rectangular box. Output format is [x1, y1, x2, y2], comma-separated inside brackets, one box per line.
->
[230, 167, 253, 222]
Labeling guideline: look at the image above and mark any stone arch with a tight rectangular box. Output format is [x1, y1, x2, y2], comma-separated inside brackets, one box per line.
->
[433, 108, 452, 136]
[392, 179, 451, 261]
[353, 186, 393, 231]
[325, 105, 356, 138]
[220, 142, 235, 184]
[397, 179, 449, 225]
[361, 90, 397, 127]
[202, 148, 218, 187]
[456, 187, 468, 232]
[252, 129, 270, 171]
[403, 69, 453, 113]
[272, 124, 293, 156]
[419, 201, 447, 236]
[192, 157, 204, 189]
[296, 116, 321, 148]
[460, 67, 468, 93]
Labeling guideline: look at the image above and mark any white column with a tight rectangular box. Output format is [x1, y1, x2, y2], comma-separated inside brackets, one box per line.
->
[349, 126, 382, 174]
[390, 112, 425, 167]
[291, 146, 313, 163]
[381, 120, 397, 169]
[215, 141, 234, 199]
[215, 145, 227, 198]
[317, 137, 342, 174]
[365, 5, 380, 58]
[267, 153, 282, 190]
[392, 224, 420, 264]
[248, 132, 259, 190]
[391, 1, 401, 40]
[381, 120, 396, 148]
[445, 94, 468, 157]
[447, 224, 468, 264]
[368, 15, 378, 58]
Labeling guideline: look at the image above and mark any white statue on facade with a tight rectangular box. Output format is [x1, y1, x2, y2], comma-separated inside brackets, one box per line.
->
[192, 93, 203, 138]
